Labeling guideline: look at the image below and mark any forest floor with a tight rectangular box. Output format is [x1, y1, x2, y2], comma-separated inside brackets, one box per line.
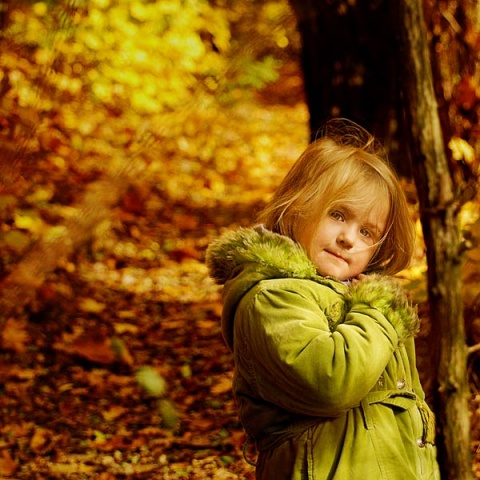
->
[0, 196, 259, 479]
[1, 174, 480, 479]
[0, 77, 479, 479]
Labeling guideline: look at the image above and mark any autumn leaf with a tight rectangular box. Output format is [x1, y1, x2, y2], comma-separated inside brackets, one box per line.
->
[168, 245, 200, 262]
[213, 467, 238, 479]
[158, 398, 179, 429]
[78, 297, 106, 313]
[0, 450, 18, 477]
[70, 335, 115, 365]
[101, 405, 128, 421]
[453, 76, 477, 110]
[2, 318, 30, 352]
[30, 427, 52, 454]
[110, 336, 134, 365]
[189, 416, 215, 431]
[113, 322, 139, 334]
[210, 374, 232, 396]
[14, 209, 45, 234]
[136, 366, 167, 397]
[1, 230, 30, 253]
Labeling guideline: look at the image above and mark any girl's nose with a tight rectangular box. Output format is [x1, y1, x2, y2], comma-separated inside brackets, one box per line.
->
[337, 228, 354, 248]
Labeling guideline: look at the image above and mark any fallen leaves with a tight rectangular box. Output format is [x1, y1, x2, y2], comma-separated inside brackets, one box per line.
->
[78, 297, 106, 313]
[30, 427, 53, 454]
[1, 317, 30, 352]
[0, 275, 253, 478]
[71, 334, 117, 365]
[0, 450, 18, 477]
[136, 366, 168, 397]
[101, 405, 128, 422]
[78, 259, 220, 303]
[211, 374, 234, 396]
[51, 325, 135, 367]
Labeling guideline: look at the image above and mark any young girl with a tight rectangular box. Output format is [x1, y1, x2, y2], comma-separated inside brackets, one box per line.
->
[206, 120, 440, 479]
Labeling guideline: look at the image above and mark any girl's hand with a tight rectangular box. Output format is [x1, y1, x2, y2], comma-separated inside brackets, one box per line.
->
[350, 273, 366, 284]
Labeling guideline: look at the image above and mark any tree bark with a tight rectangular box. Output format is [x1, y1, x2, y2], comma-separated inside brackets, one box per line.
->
[0, 0, 8, 30]
[396, 0, 472, 478]
[287, 0, 411, 176]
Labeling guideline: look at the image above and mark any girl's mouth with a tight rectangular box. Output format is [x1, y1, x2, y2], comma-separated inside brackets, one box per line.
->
[326, 250, 347, 263]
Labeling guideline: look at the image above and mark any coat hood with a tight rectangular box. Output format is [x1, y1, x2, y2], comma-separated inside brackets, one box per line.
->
[206, 226, 318, 286]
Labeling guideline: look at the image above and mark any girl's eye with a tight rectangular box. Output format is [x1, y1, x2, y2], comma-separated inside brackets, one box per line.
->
[360, 228, 372, 238]
[330, 211, 344, 221]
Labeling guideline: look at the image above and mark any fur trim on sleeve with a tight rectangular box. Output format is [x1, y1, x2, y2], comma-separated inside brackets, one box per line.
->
[345, 274, 420, 341]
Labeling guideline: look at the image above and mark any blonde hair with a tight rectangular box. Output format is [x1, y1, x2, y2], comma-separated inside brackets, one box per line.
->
[257, 120, 415, 275]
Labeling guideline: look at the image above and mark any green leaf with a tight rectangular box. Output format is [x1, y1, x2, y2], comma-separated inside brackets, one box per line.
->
[158, 398, 178, 429]
[135, 366, 167, 397]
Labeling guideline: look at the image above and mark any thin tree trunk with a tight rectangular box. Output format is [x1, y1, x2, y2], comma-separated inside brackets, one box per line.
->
[396, 0, 472, 478]
[0, 0, 8, 30]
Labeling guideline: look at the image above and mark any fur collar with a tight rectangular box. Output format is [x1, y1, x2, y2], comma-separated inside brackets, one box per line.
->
[206, 226, 319, 285]
[206, 226, 420, 344]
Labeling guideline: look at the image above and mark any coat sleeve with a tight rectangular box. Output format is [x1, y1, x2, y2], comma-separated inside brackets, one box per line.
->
[345, 274, 420, 341]
[234, 278, 401, 417]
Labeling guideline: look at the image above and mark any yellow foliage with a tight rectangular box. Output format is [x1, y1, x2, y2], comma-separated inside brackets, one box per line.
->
[91, 0, 110, 10]
[82, 31, 102, 50]
[3, 0, 284, 116]
[32, 2, 47, 17]
[157, 0, 182, 15]
[460, 201, 480, 229]
[0, 0, 303, 214]
[131, 90, 161, 114]
[78, 297, 106, 313]
[129, 2, 151, 22]
[34, 48, 54, 65]
[88, 9, 105, 28]
[2, 318, 30, 353]
[449, 136, 475, 164]
[14, 210, 45, 235]
[92, 81, 112, 102]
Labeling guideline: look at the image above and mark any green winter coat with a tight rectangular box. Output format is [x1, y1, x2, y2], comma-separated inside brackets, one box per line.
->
[206, 226, 440, 480]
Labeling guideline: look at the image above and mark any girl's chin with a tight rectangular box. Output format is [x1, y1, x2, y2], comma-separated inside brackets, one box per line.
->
[315, 262, 362, 281]
[316, 266, 349, 280]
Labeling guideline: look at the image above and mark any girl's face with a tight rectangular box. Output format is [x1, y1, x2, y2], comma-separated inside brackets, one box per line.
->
[298, 201, 389, 280]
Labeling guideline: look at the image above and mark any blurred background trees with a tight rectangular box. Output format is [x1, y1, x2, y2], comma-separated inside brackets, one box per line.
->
[1, 0, 478, 297]
[0, 0, 307, 314]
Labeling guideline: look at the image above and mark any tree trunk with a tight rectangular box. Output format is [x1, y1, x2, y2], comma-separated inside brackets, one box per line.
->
[0, 0, 7, 30]
[396, 0, 472, 478]
[287, 0, 411, 176]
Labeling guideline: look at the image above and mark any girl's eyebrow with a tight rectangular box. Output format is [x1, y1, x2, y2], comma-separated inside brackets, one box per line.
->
[365, 224, 382, 237]
[364, 221, 381, 231]
[337, 205, 386, 234]
[364, 221, 386, 239]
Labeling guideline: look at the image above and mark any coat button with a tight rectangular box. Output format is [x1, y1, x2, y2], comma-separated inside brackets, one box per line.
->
[397, 379, 406, 389]
[417, 438, 425, 448]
